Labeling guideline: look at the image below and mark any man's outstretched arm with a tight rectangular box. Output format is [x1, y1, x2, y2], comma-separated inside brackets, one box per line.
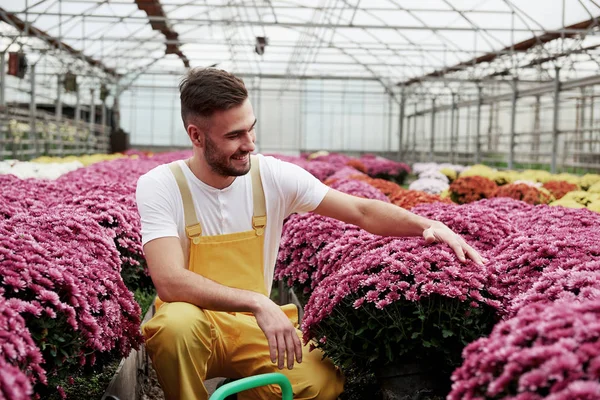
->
[312, 189, 485, 265]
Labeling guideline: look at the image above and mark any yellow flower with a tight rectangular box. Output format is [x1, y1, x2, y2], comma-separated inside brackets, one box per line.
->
[307, 150, 329, 160]
[439, 168, 457, 182]
[579, 174, 600, 190]
[588, 182, 600, 194]
[587, 201, 600, 213]
[550, 198, 587, 209]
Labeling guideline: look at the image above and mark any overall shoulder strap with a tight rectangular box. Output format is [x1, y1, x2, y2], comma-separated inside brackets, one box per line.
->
[250, 155, 267, 236]
[168, 161, 202, 238]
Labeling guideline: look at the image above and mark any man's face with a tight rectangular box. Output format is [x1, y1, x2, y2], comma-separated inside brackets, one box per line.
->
[202, 98, 256, 177]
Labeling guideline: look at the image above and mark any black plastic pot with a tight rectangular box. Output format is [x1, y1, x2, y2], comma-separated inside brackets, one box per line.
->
[375, 363, 438, 400]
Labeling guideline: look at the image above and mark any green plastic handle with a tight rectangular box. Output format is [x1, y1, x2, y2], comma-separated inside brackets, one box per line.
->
[209, 373, 293, 400]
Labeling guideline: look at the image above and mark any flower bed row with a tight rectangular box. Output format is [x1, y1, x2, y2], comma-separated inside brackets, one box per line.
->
[0, 151, 191, 399]
[272, 151, 411, 185]
[273, 155, 600, 399]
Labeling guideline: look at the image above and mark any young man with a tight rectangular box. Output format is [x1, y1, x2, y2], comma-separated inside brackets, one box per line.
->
[136, 68, 485, 400]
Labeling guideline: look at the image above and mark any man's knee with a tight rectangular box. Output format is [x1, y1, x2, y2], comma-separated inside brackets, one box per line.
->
[297, 359, 345, 400]
[143, 302, 212, 353]
[306, 370, 344, 399]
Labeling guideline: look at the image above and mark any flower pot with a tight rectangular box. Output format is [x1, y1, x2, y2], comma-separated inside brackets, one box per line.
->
[375, 363, 438, 400]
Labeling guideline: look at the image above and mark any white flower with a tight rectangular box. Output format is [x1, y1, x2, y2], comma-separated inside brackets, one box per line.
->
[409, 178, 449, 194]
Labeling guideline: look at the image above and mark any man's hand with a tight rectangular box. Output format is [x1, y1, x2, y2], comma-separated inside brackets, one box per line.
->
[422, 221, 487, 266]
[252, 296, 303, 370]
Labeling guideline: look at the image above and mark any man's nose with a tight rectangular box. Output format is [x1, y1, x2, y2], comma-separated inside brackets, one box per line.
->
[240, 132, 255, 152]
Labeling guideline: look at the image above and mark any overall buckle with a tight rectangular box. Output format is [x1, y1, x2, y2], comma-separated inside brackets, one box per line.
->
[252, 216, 266, 236]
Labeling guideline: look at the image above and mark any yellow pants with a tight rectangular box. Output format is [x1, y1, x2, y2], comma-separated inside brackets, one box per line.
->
[143, 302, 345, 400]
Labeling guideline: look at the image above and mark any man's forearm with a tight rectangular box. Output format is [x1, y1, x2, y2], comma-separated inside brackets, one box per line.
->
[358, 199, 436, 237]
[158, 267, 265, 313]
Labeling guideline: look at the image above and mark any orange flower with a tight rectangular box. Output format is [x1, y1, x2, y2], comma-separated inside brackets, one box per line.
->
[389, 190, 451, 209]
[494, 183, 553, 205]
[449, 176, 498, 204]
[351, 175, 406, 197]
[345, 159, 367, 174]
[542, 180, 578, 200]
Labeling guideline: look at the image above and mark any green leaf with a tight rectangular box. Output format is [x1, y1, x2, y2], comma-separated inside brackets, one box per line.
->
[442, 329, 454, 338]
[355, 326, 367, 336]
[385, 343, 393, 362]
[411, 332, 420, 339]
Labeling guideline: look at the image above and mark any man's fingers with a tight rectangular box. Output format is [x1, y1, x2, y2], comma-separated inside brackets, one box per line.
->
[277, 333, 286, 369]
[292, 331, 303, 364]
[465, 246, 485, 265]
[459, 239, 485, 265]
[284, 333, 295, 370]
[423, 227, 436, 244]
[267, 335, 277, 364]
[449, 241, 466, 262]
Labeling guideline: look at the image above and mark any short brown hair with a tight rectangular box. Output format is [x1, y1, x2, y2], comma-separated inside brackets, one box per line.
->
[179, 68, 248, 129]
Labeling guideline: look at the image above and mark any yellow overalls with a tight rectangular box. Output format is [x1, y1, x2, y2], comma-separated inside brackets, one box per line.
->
[142, 156, 345, 400]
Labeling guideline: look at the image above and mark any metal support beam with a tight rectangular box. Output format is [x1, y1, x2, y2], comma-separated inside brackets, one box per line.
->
[89, 88, 95, 153]
[412, 104, 418, 160]
[101, 98, 107, 152]
[0, 7, 117, 78]
[551, 67, 561, 173]
[75, 88, 81, 124]
[30, 64, 37, 158]
[398, 87, 406, 160]
[406, 73, 600, 117]
[475, 86, 482, 164]
[430, 98, 436, 161]
[22, 13, 591, 34]
[450, 94, 457, 164]
[113, 81, 121, 130]
[0, 52, 5, 107]
[387, 93, 393, 151]
[509, 78, 518, 170]
[56, 74, 63, 122]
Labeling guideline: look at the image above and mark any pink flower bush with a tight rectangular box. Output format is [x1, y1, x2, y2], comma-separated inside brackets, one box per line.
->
[275, 213, 361, 297]
[507, 264, 600, 318]
[449, 299, 600, 400]
[0, 295, 46, 399]
[302, 235, 499, 372]
[0, 209, 142, 378]
[50, 190, 148, 290]
[476, 197, 533, 215]
[510, 204, 600, 232]
[310, 153, 352, 167]
[411, 202, 517, 251]
[486, 225, 600, 309]
[312, 226, 371, 272]
[359, 154, 411, 177]
[0, 359, 32, 400]
[303, 161, 338, 182]
[323, 166, 367, 184]
[0, 175, 55, 212]
[327, 178, 389, 202]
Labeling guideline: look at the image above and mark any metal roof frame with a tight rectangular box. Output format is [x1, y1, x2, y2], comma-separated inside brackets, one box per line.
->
[2, 0, 600, 96]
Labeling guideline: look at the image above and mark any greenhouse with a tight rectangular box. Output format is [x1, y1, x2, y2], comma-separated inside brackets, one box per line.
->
[2, 1, 600, 399]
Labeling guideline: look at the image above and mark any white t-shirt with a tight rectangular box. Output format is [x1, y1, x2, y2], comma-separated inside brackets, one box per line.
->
[135, 154, 330, 294]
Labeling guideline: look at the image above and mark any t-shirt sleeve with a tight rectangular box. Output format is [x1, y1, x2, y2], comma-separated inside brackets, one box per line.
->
[266, 156, 330, 216]
[136, 173, 180, 246]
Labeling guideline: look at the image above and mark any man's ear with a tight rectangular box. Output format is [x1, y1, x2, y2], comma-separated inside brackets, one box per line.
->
[187, 124, 204, 148]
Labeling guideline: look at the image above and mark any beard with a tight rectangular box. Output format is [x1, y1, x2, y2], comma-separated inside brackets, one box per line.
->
[204, 133, 251, 177]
